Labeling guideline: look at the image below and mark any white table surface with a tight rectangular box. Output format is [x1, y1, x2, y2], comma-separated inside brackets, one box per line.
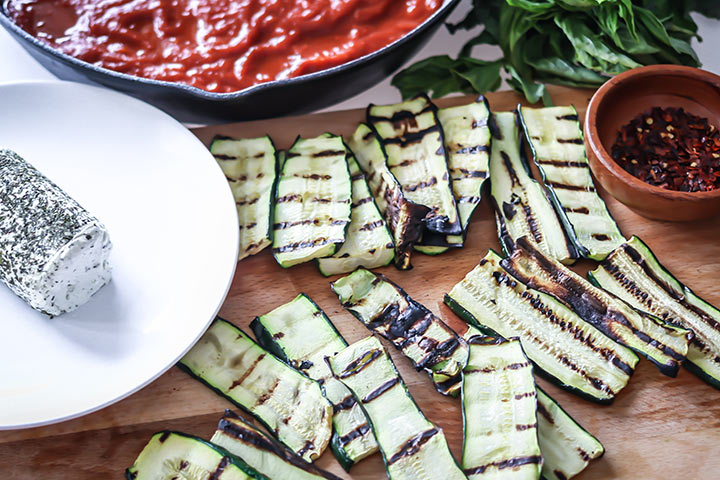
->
[0, 0, 718, 117]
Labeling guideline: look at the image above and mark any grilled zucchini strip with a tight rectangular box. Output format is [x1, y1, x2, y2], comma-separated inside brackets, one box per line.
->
[178, 318, 333, 462]
[462, 337, 542, 480]
[250, 294, 378, 470]
[536, 387, 605, 480]
[328, 336, 465, 480]
[272, 134, 352, 267]
[417, 96, 492, 255]
[502, 237, 693, 377]
[518, 106, 625, 260]
[368, 94, 461, 236]
[126, 431, 267, 480]
[445, 250, 637, 403]
[490, 111, 578, 265]
[332, 268, 468, 396]
[211, 136, 277, 260]
[317, 153, 394, 276]
[589, 236, 720, 389]
[348, 124, 430, 270]
[211, 410, 342, 480]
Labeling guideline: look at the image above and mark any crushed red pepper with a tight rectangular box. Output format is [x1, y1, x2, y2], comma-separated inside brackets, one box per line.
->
[611, 107, 720, 192]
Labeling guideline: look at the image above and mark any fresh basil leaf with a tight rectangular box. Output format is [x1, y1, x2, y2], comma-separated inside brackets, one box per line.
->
[555, 15, 642, 73]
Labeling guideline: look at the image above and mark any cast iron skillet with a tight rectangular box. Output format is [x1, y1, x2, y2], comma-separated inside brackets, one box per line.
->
[0, 0, 460, 123]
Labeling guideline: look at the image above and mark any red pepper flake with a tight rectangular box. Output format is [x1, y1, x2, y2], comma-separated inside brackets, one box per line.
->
[611, 107, 720, 192]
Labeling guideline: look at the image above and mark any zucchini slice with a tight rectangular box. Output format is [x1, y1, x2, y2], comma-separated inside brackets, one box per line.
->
[272, 134, 352, 267]
[368, 94, 461, 236]
[178, 318, 333, 462]
[211, 135, 277, 261]
[461, 337, 542, 480]
[347, 123, 430, 270]
[502, 237, 693, 377]
[445, 250, 638, 403]
[518, 106, 625, 261]
[589, 236, 720, 389]
[490, 111, 578, 265]
[211, 410, 342, 480]
[126, 431, 267, 480]
[331, 268, 468, 396]
[316, 153, 394, 276]
[418, 96, 492, 252]
[250, 294, 378, 470]
[327, 336, 465, 480]
[536, 387, 605, 480]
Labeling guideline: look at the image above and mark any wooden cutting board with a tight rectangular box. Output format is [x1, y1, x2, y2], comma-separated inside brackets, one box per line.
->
[3, 86, 720, 479]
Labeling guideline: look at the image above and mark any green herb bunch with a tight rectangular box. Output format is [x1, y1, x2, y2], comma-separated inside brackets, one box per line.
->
[392, 0, 720, 103]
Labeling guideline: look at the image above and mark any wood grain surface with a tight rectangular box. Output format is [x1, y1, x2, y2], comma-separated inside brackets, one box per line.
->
[2, 86, 720, 479]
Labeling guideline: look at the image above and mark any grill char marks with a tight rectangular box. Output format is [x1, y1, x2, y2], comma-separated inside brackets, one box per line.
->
[272, 237, 333, 254]
[455, 144, 489, 155]
[383, 125, 439, 147]
[208, 456, 230, 480]
[546, 181, 596, 192]
[386, 428, 439, 465]
[557, 138, 584, 145]
[600, 243, 720, 363]
[368, 95, 461, 237]
[362, 377, 400, 403]
[564, 206, 590, 215]
[537, 159, 589, 168]
[489, 271, 626, 395]
[506, 237, 690, 375]
[343, 271, 466, 395]
[216, 412, 342, 478]
[338, 349, 382, 379]
[464, 456, 543, 476]
[337, 423, 371, 446]
[229, 353, 265, 390]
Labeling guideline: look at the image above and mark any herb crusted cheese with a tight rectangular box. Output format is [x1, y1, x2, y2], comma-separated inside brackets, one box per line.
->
[0, 149, 112, 315]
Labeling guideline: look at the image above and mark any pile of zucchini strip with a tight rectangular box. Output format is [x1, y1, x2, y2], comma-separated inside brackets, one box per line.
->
[490, 111, 578, 265]
[327, 336, 466, 480]
[331, 268, 468, 396]
[125, 431, 269, 480]
[536, 387, 605, 480]
[518, 105, 625, 261]
[211, 135, 278, 260]
[461, 336, 543, 479]
[415, 96, 493, 255]
[589, 236, 720, 388]
[502, 237, 693, 377]
[445, 250, 637, 403]
[316, 153, 395, 276]
[250, 293, 378, 470]
[348, 123, 430, 270]
[211, 410, 343, 480]
[367, 94, 462, 237]
[177, 318, 333, 461]
[272, 133, 352, 268]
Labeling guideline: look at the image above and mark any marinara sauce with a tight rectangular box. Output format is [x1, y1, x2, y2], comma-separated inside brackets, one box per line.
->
[5, 0, 441, 93]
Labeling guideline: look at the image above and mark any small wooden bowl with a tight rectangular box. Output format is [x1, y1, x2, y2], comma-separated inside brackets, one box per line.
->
[585, 65, 720, 221]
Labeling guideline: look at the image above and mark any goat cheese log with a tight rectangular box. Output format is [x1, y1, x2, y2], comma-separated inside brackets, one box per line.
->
[0, 149, 112, 315]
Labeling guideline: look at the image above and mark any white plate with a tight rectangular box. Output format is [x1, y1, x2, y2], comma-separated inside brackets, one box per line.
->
[0, 81, 239, 429]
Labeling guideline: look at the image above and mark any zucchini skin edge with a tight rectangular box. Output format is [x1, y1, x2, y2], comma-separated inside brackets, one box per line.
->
[587, 267, 720, 389]
[249, 298, 358, 471]
[271, 134, 353, 269]
[176, 319, 329, 455]
[325, 340, 465, 477]
[125, 430, 270, 480]
[516, 104, 624, 262]
[443, 294, 619, 405]
[250, 302, 357, 471]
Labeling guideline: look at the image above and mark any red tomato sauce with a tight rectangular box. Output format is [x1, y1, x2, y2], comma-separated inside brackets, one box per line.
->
[5, 0, 442, 93]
